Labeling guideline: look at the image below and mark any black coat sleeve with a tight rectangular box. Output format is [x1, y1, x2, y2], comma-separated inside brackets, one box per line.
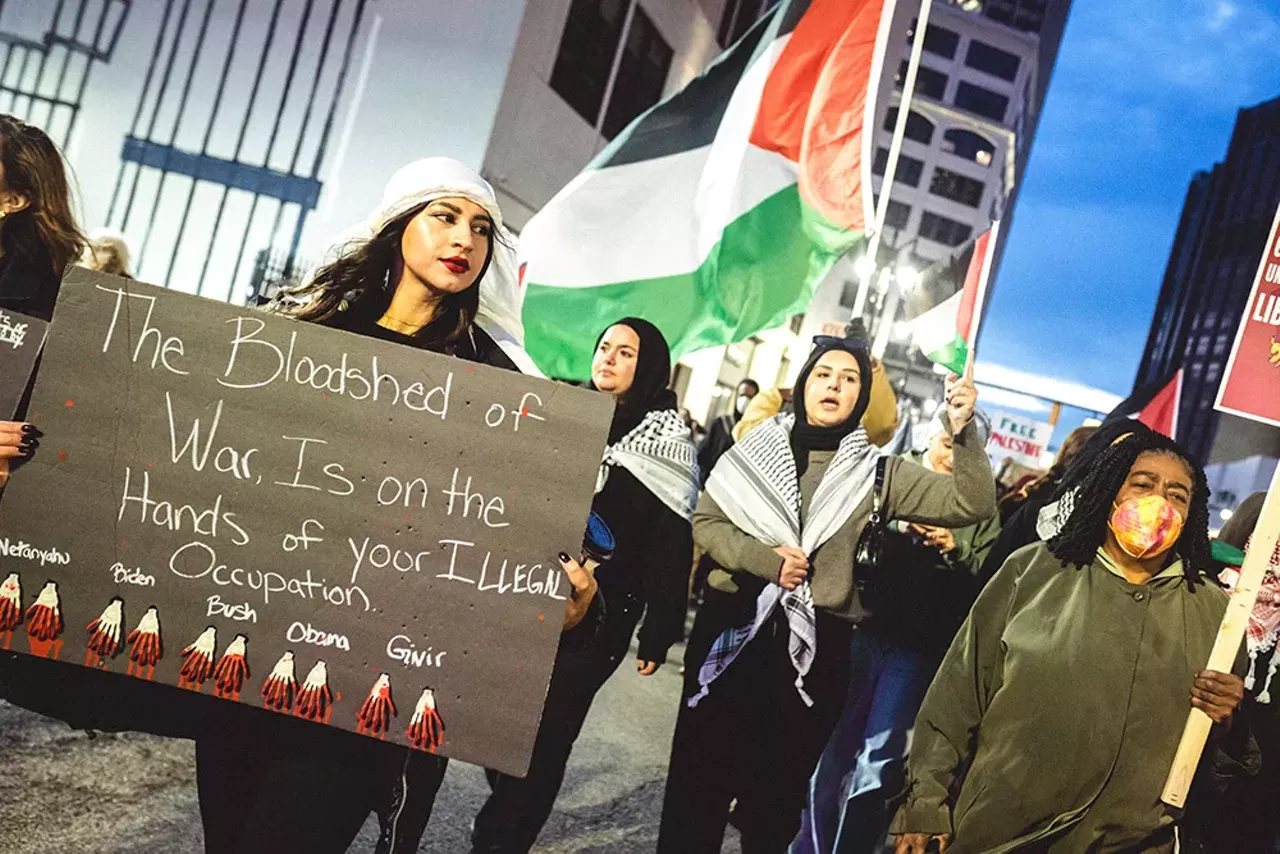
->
[635, 498, 694, 665]
[696, 420, 733, 488]
[977, 499, 1040, 587]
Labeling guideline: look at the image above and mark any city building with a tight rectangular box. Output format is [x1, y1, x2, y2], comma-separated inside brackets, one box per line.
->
[0, 0, 718, 305]
[1133, 93, 1280, 506]
[643, 0, 1073, 424]
[4, 0, 1069, 431]
[804, 0, 1071, 408]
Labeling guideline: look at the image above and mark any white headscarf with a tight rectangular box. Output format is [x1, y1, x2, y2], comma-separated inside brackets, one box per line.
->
[306, 157, 541, 376]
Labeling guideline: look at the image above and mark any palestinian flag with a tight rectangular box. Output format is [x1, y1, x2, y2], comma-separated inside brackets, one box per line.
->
[518, 0, 899, 379]
[1105, 368, 1183, 439]
[905, 222, 999, 375]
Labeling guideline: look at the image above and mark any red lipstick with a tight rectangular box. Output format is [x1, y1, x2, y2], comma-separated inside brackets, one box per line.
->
[441, 257, 470, 274]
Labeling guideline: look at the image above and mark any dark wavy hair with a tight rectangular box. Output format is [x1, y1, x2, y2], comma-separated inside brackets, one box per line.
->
[0, 114, 86, 278]
[274, 202, 491, 349]
[1045, 429, 1213, 585]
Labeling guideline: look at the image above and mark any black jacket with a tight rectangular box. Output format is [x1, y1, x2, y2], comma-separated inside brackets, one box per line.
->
[978, 488, 1052, 587]
[591, 465, 692, 664]
[697, 415, 736, 488]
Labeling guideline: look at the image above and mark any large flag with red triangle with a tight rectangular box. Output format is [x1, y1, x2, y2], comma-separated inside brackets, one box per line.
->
[1106, 369, 1183, 439]
[518, 0, 899, 379]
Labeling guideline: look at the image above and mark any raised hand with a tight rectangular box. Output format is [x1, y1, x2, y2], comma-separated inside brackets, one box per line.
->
[945, 359, 977, 435]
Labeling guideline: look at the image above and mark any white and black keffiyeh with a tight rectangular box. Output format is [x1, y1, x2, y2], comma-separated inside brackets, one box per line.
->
[1036, 487, 1077, 541]
[689, 414, 880, 707]
[597, 409, 699, 521]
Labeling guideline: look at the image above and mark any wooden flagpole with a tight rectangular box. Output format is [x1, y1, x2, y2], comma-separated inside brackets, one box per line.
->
[1161, 464, 1280, 806]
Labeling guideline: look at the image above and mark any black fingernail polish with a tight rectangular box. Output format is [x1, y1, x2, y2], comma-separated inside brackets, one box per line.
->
[20, 439, 38, 451]
[20, 424, 36, 435]
[558, 552, 571, 562]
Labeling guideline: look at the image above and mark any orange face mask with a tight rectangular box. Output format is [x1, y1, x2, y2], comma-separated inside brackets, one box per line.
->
[1108, 495, 1185, 559]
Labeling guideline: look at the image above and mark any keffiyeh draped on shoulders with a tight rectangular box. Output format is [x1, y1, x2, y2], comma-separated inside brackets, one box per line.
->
[597, 409, 699, 521]
[690, 414, 880, 707]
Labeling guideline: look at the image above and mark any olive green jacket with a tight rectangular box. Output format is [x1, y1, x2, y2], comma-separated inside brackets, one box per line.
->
[891, 543, 1258, 853]
[903, 450, 1000, 575]
[694, 417, 996, 622]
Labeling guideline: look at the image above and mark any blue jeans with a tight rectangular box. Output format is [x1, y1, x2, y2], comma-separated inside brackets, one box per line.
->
[791, 630, 934, 854]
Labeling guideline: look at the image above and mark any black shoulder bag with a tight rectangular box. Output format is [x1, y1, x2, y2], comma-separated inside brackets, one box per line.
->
[853, 455, 891, 589]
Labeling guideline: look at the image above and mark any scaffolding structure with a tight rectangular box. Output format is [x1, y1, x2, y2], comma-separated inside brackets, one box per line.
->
[100, 0, 371, 300]
[0, 0, 131, 146]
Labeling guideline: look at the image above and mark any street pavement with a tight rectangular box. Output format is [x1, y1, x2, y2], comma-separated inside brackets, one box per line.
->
[0, 638, 746, 853]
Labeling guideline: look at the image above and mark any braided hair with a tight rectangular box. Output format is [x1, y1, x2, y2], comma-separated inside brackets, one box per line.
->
[1046, 429, 1212, 585]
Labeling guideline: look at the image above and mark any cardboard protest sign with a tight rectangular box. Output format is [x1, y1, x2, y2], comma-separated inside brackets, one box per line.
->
[0, 308, 48, 418]
[985, 411, 1054, 468]
[0, 268, 613, 776]
[1215, 201, 1280, 427]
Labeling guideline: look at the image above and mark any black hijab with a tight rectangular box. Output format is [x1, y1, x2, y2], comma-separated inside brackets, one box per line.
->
[790, 337, 872, 467]
[590, 317, 677, 444]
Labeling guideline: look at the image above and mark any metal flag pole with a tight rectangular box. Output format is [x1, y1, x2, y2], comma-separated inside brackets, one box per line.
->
[850, 0, 935, 323]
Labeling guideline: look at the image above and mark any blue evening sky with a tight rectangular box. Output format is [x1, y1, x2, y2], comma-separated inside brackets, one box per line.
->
[978, 0, 1280, 404]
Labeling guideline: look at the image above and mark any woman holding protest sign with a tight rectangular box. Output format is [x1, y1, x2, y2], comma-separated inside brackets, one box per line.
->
[0, 114, 87, 483]
[194, 158, 598, 854]
[472, 317, 697, 852]
[891, 429, 1256, 854]
[0, 117, 136, 734]
[657, 334, 995, 853]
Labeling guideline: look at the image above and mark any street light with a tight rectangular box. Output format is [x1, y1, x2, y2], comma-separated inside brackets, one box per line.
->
[895, 265, 921, 293]
[854, 254, 875, 282]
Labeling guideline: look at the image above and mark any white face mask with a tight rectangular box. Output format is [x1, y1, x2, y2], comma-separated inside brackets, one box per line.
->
[735, 394, 751, 415]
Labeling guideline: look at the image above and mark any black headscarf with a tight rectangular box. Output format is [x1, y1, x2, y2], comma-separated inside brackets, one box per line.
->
[589, 317, 677, 444]
[790, 337, 872, 468]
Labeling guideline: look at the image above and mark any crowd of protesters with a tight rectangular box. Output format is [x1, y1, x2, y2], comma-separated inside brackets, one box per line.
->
[0, 116, 1275, 854]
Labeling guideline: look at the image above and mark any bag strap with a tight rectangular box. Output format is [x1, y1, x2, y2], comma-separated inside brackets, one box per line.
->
[869, 456, 889, 522]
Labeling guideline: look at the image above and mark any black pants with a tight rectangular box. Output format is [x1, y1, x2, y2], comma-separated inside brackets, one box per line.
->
[658, 588, 853, 854]
[471, 593, 643, 853]
[196, 706, 447, 854]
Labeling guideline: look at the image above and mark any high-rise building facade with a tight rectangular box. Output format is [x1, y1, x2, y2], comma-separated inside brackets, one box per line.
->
[1134, 94, 1280, 466]
[800, 0, 1071, 403]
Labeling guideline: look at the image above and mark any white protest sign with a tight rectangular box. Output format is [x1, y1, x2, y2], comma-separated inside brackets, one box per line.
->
[985, 411, 1054, 468]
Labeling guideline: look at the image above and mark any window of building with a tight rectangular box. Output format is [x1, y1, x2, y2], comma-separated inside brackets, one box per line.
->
[601, 7, 673, 139]
[941, 128, 996, 166]
[908, 21, 960, 59]
[954, 82, 1009, 122]
[884, 199, 911, 230]
[719, 0, 781, 47]
[550, 0, 673, 139]
[965, 40, 1020, 81]
[895, 60, 948, 99]
[882, 107, 935, 145]
[872, 147, 925, 187]
[918, 211, 973, 247]
[929, 166, 985, 208]
[549, 0, 630, 128]
[982, 0, 1046, 33]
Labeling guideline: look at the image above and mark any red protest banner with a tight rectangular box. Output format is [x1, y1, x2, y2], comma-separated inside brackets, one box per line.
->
[1215, 202, 1280, 427]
